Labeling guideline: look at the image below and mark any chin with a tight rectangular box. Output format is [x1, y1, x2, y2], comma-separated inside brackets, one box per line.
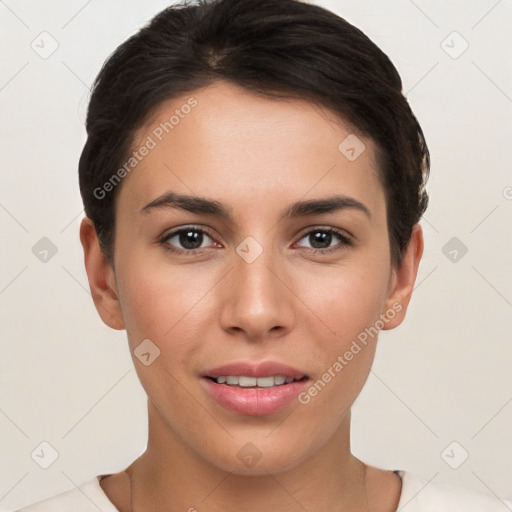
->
[199, 435, 317, 476]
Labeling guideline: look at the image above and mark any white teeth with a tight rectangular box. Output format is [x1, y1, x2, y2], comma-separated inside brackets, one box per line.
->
[256, 376, 275, 388]
[213, 375, 300, 387]
[238, 376, 257, 387]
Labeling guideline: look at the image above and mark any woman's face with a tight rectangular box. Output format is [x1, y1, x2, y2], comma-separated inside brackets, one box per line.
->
[87, 80, 419, 475]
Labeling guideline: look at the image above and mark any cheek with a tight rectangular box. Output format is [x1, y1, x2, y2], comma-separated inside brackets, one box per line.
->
[294, 267, 389, 430]
[115, 257, 218, 349]
[114, 263, 216, 402]
[303, 258, 391, 346]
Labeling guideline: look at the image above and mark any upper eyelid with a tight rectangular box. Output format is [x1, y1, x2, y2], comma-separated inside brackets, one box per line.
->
[162, 225, 217, 243]
[296, 225, 351, 238]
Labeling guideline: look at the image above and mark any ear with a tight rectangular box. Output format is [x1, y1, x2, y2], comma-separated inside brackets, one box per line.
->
[79, 217, 125, 330]
[381, 223, 424, 330]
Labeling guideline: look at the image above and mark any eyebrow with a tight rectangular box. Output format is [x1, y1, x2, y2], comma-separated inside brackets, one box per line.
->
[140, 191, 371, 220]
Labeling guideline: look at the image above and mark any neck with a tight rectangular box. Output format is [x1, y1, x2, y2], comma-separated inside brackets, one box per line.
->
[127, 402, 369, 512]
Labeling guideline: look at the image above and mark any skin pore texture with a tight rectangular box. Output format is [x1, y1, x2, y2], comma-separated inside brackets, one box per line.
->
[80, 80, 423, 511]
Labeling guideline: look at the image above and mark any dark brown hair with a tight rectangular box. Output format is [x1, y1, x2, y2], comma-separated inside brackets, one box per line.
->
[79, 0, 429, 267]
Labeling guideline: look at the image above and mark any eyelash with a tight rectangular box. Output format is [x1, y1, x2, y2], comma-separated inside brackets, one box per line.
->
[159, 225, 353, 257]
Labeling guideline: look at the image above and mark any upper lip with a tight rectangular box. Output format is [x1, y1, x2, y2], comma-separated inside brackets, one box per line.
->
[202, 361, 308, 380]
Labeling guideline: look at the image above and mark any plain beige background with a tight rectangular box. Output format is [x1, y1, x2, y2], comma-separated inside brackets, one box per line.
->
[1, 0, 511, 509]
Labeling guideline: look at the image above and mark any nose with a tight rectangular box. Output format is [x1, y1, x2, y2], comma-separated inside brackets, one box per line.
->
[218, 245, 296, 342]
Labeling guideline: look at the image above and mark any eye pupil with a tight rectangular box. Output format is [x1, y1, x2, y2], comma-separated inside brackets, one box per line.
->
[310, 231, 331, 249]
[180, 230, 203, 249]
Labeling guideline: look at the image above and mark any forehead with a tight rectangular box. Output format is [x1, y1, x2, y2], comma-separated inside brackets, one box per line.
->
[116, 80, 385, 222]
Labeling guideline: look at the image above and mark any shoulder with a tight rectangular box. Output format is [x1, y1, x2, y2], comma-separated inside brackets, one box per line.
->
[397, 470, 512, 511]
[15, 476, 119, 512]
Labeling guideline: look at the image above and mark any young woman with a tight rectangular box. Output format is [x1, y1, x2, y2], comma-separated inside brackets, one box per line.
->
[18, 0, 511, 510]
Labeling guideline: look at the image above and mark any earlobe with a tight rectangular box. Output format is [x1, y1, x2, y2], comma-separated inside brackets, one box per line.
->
[79, 217, 125, 331]
[382, 223, 424, 330]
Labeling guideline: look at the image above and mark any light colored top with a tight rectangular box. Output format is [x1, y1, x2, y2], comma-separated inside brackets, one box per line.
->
[16, 470, 512, 511]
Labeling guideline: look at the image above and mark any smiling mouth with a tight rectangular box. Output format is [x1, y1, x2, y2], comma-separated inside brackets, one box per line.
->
[206, 375, 308, 388]
[202, 368, 310, 415]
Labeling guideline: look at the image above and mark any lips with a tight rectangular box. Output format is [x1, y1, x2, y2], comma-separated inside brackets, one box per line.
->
[200, 361, 310, 416]
[202, 361, 308, 380]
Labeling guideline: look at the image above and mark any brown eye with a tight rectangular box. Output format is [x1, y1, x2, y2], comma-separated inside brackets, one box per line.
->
[296, 228, 352, 253]
[160, 226, 219, 255]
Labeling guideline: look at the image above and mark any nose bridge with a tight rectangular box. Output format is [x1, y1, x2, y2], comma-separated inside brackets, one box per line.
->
[219, 235, 294, 339]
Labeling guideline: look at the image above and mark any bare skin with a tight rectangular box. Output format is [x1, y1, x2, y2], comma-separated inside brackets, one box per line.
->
[99, 458, 402, 512]
[81, 80, 423, 511]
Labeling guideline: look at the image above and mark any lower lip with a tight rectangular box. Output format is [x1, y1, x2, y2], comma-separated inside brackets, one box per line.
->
[201, 378, 309, 416]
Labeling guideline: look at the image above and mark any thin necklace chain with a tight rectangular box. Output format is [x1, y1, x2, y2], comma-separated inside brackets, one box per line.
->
[361, 459, 370, 511]
[128, 459, 370, 512]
